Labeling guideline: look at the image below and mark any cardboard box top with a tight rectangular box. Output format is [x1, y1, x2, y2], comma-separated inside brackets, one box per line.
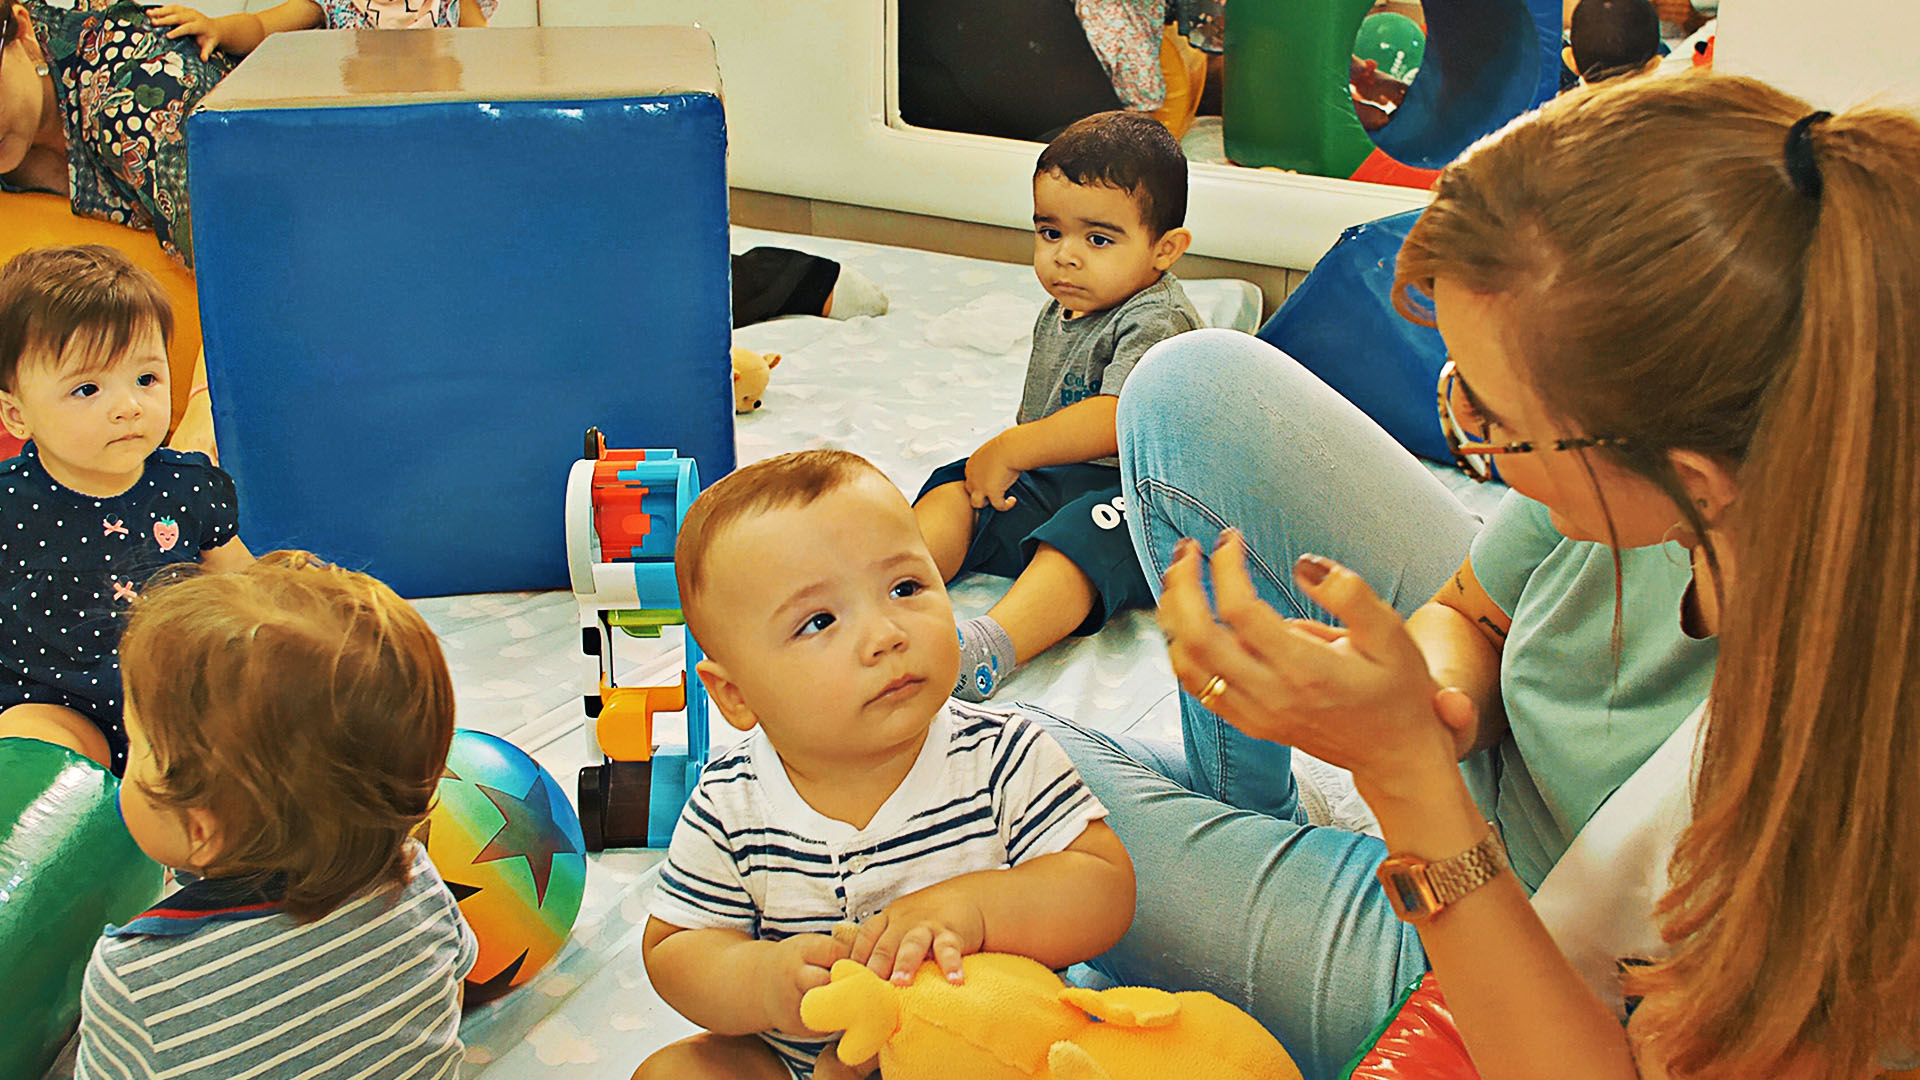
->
[198, 26, 720, 111]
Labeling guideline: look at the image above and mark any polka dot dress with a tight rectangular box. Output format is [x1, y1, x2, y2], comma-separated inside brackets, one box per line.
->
[0, 443, 238, 775]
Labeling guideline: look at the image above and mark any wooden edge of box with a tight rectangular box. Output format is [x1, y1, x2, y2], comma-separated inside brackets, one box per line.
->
[199, 26, 720, 111]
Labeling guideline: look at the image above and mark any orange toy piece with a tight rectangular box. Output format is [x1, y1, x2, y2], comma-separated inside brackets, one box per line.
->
[801, 954, 1303, 1080]
[592, 461, 654, 558]
[595, 676, 686, 761]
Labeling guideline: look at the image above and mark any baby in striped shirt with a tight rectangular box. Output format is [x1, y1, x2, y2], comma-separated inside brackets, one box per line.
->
[73, 553, 476, 1080]
[635, 450, 1137, 1080]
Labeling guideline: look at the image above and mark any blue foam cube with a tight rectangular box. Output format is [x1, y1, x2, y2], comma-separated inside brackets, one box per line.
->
[188, 28, 734, 596]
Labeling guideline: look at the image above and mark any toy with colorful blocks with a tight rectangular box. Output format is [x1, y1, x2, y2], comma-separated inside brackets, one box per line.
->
[0, 739, 165, 1080]
[419, 730, 587, 1005]
[565, 428, 710, 851]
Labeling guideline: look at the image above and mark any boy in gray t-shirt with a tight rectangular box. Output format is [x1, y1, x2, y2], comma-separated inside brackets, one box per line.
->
[915, 111, 1201, 701]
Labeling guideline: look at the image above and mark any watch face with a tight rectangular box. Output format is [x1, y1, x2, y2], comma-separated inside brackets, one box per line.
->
[1377, 858, 1438, 923]
[1388, 872, 1429, 914]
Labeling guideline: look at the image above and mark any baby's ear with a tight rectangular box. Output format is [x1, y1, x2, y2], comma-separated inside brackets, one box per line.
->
[0, 389, 31, 440]
[1152, 227, 1193, 270]
[695, 658, 758, 733]
[184, 807, 228, 872]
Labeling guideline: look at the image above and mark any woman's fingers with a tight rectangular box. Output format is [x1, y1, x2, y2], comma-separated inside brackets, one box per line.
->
[1292, 554, 1409, 657]
[1208, 529, 1298, 662]
[1155, 538, 1213, 647]
[1284, 618, 1346, 643]
[1159, 537, 1283, 699]
[1433, 685, 1477, 759]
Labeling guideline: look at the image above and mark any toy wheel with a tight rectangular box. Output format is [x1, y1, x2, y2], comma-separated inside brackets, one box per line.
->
[585, 693, 602, 719]
[577, 765, 607, 853]
[581, 626, 600, 656]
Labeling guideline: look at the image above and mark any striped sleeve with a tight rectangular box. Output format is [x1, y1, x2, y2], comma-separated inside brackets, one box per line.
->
[990, 714, 1108, 865]
[74, 938, 157, 1080]
[413, 844, 480, 981]
[650, 775, 758, 933]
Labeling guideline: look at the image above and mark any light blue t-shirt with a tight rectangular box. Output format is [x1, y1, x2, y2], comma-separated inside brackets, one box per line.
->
[1467, 490, 1718, 892]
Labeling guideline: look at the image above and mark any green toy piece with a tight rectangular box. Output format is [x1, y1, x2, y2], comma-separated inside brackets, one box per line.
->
[609, 608, 686, 639]
[1356, 12, 1426, 81]
[1222, 0, 1377, 175]
[0, 740, 164, 1080]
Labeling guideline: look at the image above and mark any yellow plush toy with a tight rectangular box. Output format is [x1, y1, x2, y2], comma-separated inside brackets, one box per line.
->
[800, 953, 1302, 1080]
[732, 346, 782, 413]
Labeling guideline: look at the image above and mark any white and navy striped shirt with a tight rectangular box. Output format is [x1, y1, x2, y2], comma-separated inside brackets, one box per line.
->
[651, 701, 1108, 1076]
[75, 841, 477, 1080]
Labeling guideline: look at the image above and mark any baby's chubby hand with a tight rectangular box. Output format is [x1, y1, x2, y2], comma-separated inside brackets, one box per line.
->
[757, 931, 854, 1036]
[849, 885, 988, 986]
[963, 432, 1023, 512]
[147, 5, 223, 60]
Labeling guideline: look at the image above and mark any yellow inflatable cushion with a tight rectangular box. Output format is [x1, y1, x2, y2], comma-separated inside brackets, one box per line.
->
[0, 192, 202, 430]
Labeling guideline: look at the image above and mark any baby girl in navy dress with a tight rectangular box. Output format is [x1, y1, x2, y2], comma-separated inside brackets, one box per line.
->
[0, 246, 251, 774]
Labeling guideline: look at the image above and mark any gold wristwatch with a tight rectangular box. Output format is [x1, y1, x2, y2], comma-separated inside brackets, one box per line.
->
[1376, 823, 1509, 924]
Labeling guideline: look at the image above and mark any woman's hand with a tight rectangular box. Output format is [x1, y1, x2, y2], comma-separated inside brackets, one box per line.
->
[1156, 530, 1460, 786]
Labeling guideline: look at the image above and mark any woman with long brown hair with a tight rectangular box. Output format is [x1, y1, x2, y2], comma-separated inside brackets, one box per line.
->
[1036, 72, 1920, 1079]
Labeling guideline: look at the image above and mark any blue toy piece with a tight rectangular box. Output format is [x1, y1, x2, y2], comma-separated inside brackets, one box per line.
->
[1370, 0, 1566, 170]
[564, 430, 711, 850]
[1255, 209, 1450, 464]
[187, 28, 734, 598]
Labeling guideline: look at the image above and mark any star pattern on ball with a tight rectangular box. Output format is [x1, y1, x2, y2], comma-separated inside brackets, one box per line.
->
[464, 950, 529, 1007]
[474, 776, 572, 907]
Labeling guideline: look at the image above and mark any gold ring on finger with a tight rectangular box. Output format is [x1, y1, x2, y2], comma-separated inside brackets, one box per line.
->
[1197, 674, 1229, 710]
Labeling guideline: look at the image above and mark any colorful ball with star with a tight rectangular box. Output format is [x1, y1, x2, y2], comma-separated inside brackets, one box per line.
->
[420, 730, 587, 1005]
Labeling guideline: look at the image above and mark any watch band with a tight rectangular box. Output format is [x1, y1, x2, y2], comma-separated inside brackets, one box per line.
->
[1377, 824, 1510, 924]
[1426, 826, 1508, 906]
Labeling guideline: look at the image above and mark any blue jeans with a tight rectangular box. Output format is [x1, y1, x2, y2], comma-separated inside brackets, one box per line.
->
[1048, 329, 1484, 1079]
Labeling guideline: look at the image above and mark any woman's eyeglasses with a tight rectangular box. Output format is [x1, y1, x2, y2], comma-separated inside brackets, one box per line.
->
[1436, 359, 1627, 483]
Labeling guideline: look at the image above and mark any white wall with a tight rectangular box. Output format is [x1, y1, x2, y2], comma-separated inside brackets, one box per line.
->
[532, 0, 1425, 270]
[197, 1, 1918, 268]
[1716, 0, 1920, 109]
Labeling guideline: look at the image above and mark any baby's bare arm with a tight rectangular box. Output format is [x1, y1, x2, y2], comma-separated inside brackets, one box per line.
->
[975, 819, 1134, 965]
[199, 536, 253, 573]
[992, 395, 1121, 472]
[148, 0, 319, 57]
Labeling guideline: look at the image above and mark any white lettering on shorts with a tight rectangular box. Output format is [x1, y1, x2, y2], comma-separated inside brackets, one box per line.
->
[1090, 495, 1128, 531]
